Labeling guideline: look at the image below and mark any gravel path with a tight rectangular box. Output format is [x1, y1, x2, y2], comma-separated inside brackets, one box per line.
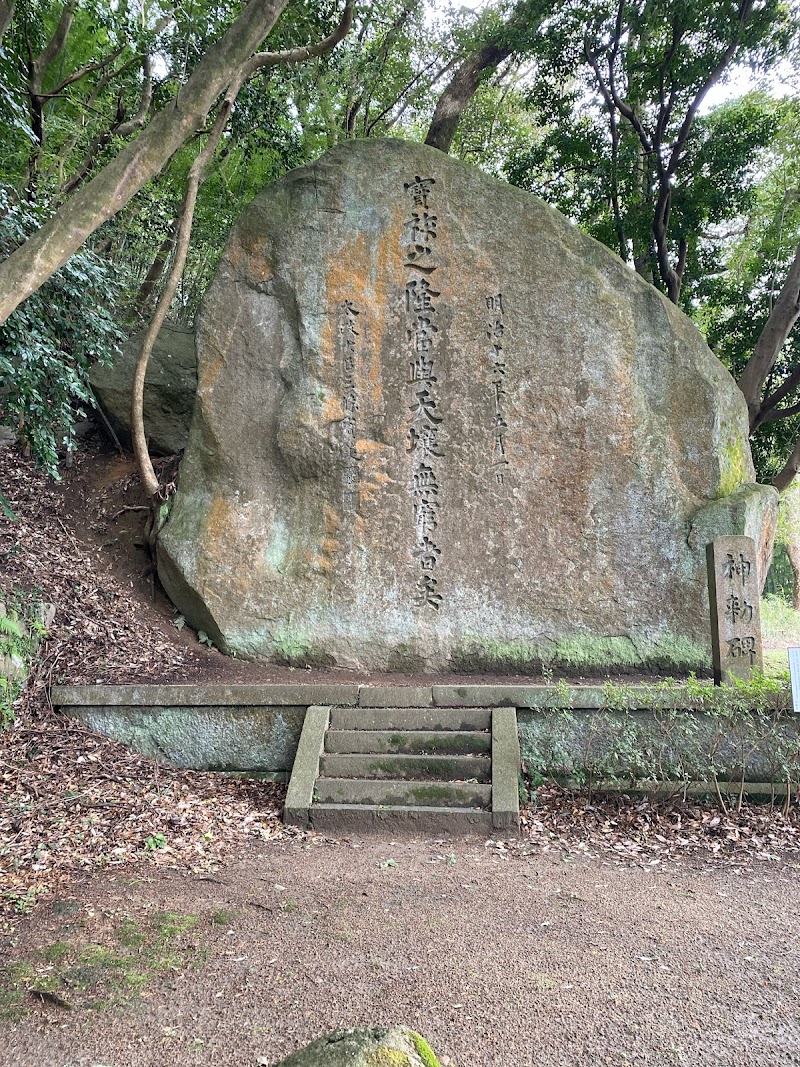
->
[4, 834, 800, 1067]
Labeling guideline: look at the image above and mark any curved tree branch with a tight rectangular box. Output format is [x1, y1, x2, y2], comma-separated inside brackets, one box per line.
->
[738, 242, 800, 426]
[0, 0, 294, 325]
[0, 0, 15, 43]
[130, 0, 354, 503]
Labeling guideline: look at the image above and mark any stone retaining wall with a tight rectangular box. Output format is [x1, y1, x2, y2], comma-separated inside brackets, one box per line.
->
[52, 684, 800, 787]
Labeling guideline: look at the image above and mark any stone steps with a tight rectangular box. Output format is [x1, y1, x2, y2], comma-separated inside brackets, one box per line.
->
[309, 804, 494, 833]
[329, 707, 491, 731]
[284, 704, 519, 835]
[319, 752, 491, 781]
[324, 728, 491, 755]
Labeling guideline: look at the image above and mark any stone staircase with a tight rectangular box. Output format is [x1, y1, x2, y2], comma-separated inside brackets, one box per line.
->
[284, 705, 520, 834]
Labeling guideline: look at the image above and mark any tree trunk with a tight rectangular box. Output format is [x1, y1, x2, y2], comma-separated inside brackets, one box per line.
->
[0, 1, 14, 41]
[738, 241, 800, 426]
[787, 541, 800, 610]
[133, 230, 176, 317]
[424, 40, 512, 153]
[0, 0, 289, 326]
[780, 486, 800, 608]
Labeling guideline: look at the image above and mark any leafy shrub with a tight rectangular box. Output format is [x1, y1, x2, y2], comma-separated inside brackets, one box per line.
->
[0, 185, 124, 477]
[0, 590, 47, 727]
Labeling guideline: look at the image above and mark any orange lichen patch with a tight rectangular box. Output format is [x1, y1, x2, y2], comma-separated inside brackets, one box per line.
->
[323, 503, 341, 535]
[197, 495, 254, 598]
[199, 350, 226, 392]
[355, 438, 386, 454]
[320, 205, 405, 413]
[323, 393, 344, 423]
[358, 446, 392, 506]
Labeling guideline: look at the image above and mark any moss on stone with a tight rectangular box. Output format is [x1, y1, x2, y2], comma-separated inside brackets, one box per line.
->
[451, 632, 708, 676]
[717, 436, 750, 498]
[270, 625, 336, 668]
[450, 636, 543, 674]
[409, 783, 460, 803]
[410, 1032, 440, 1067]
[366, 1051, 412, 1066]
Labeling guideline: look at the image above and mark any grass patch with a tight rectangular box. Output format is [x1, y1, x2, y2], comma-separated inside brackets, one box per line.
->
[0, 909, 214, 1021]
[762, 595, 800, 646]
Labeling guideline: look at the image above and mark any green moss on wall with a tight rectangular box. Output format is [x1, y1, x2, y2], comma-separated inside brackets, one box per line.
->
[450, 632, 708, 675]
[717, 436, 750, 499]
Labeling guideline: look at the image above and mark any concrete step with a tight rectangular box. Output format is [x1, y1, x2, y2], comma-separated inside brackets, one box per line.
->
[319, 752, 491, 782]
[314, 777, 491, 809]
[309, 803, 493, 834]
[324, 728, 491, 755]
[329, 708, 491, 731]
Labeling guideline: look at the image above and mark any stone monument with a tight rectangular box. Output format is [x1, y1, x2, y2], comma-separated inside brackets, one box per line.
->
[706, 536, 764, 684]
[157, 138, 777, 673]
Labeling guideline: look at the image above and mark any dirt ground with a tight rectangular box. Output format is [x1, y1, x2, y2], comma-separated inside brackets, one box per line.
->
[3, 834, 800, 1067]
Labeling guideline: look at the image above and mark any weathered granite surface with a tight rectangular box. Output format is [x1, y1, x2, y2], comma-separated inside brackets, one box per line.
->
[64, 704, 304, 771]
[157, 138, 777, 673]
[91, 321, 196, 454]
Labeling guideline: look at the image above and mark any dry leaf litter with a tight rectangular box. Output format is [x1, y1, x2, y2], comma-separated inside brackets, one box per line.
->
[1, 448, 291, 925]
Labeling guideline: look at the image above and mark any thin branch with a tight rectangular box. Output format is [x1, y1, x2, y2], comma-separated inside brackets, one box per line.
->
[53, 41, 127, 94]
[753, 364, 800, 429]
[774, 436, 800, 492]
[365, 50, 457, 136]
[760, 399, 800, 424]
[666, 0, 754, 177]
[739, 242, 800, 424]
[117, 54, 154, 136]
[241, 0, 354, 80]
[32, 1, 76, 81]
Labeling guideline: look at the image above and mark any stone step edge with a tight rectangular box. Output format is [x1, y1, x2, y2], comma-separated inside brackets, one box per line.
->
[308, 803, 494, 834]
[51, 683, 736, 711]
[329, 708, 491, 731]
[283, 705, 330, 827]
[314, 777, 492, 810]
[323, 729, 492, 755]
[318, 752, 491, 783]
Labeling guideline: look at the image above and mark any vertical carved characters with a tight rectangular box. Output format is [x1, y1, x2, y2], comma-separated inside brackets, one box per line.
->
[706, 535, 763, 684]
[337, 299, 360, 509]
[486, 293, 510, 485]
[403, 176, 443, 610]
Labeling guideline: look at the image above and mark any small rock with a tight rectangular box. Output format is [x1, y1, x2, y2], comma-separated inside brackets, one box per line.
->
[273, 1026, 439, 1066]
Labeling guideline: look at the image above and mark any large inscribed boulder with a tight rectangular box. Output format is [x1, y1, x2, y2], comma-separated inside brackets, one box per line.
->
[157, 138, 776, 673]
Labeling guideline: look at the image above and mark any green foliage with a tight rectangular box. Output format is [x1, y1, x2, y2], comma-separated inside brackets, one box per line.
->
[0, 187, 124, 476]
[0, 590, 47, 728]
[761, 594, 800, 644]
[521, 673, 800, 807]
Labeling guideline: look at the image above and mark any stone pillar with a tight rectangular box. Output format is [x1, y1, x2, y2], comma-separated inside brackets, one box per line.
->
[706, 536, 763, 685]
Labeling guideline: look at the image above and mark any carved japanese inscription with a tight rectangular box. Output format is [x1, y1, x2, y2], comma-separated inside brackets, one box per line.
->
[485, 293, 510, 485]
[706, 535, 763, 684]
[403, 176, 443, 610]
[337, 299, 360, 510]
